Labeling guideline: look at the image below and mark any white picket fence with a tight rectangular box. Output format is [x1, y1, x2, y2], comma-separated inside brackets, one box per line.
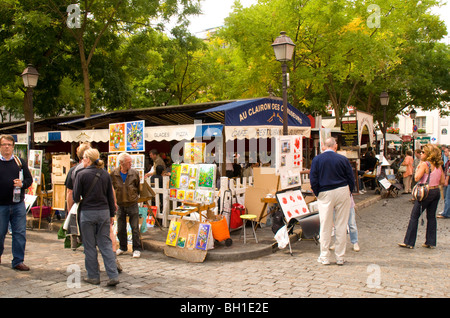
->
[146, 176, 253, 227]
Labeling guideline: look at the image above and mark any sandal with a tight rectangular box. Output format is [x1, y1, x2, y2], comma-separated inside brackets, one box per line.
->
[422, 244, 436, 249]
[398, 243, 413, 249]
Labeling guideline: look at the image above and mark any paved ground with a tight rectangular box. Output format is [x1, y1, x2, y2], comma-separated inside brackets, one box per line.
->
[0, 191, 449, 305]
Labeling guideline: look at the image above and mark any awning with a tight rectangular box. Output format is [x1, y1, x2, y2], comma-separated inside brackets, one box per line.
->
[197, 98, 311, 141]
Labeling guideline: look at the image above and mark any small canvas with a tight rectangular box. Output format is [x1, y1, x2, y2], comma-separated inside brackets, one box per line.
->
[186, 234, 196, 249]
[166, 219, 181, 246]
[276, 189, 310, 222]
[195, 223, 211, 250]
[198, 164, 216, 189]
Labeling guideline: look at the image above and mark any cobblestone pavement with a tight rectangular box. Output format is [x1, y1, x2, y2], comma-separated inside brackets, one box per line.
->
[0, 193, 449, 302]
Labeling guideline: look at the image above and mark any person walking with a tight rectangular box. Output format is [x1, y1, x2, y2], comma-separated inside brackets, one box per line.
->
[401, 150, 414, 194]
[310, 137, 355, 265]
[65, 142, 91, 250]
[399, 144, 444, 249]
[0, 135, 33, 271]
[110, 152, 142, 258]
[73, 148, 119, 286]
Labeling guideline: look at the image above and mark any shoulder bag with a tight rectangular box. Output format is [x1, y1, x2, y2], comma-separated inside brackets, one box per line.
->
[411, 162, 431, 202]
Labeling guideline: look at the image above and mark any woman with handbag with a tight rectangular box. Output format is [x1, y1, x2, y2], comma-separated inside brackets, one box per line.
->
[73, 148, 119, 286]
[401, 150, 414, 194]
[398, 144, 444, 249]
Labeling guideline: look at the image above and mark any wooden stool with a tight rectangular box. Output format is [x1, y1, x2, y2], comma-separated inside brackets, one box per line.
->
[239, 214, 258, 244]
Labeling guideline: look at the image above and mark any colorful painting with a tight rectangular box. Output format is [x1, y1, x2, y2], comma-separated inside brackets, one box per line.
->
[184, 142, 205, 164]
[198, 164, 216, 189]
[185, 190, 195, 201]
[169, 188, 177, 198]
[166, 219, 181, 246]
[169, 164, 181, 188]
[176, 237, 186, 248]
[109, 123, 126, 152]
[195, 223, 211, 250]
[186, 234, 196, 249]
[126, 120, 144, 152]
[176, 189, 186, 201]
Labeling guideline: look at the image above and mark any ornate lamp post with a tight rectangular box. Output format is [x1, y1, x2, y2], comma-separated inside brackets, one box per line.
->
[272, 31, 295, 135]
[21, 64, 40, 150]
[380, 91, 389, 155]
[410, 109, 417, 152]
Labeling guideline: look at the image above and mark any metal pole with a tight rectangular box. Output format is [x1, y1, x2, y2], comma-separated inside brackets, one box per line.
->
[383, 105, 387, 155]
[27, 87, 35, 150]
[282, 62, 288, 136]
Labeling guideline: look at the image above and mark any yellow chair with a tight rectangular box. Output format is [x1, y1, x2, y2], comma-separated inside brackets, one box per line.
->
[239, 214, 258, 244]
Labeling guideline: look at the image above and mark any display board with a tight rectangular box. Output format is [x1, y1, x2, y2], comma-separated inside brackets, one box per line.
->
[163, 218, 213, 263]
[107, 154, 145, 183]
[51, 154, 71, 184]
[28, 150, 43, 185]
[276, 187, 312, 223]
[275, 135, 302, 189]
[109, 120, 145, 153]
[169, 163, 216, 204]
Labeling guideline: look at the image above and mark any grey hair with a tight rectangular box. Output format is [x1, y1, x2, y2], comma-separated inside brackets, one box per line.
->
[324, 137, 337, 148]
[117, 152, 131, 164]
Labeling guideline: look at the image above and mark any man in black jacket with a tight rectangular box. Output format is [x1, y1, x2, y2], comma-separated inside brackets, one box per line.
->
[0, 135, 33, 271]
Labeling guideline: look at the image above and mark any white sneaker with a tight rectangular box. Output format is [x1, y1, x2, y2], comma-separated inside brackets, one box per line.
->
[132, 250, 141, 258]
[353, 243, 360, 252]
[317, 257, 330, 265]
[116, 249, 125, 256]
[336, 259, 345, 266]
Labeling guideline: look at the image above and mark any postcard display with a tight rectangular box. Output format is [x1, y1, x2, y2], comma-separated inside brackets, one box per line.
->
[108, 120, 145, 183]
[275, 135, 312, 221]
[164, 143, 215, 262]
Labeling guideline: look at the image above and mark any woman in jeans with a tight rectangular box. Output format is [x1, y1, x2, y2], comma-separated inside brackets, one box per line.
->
[399, 144, 444, 249]
[73, 148, 119, 286]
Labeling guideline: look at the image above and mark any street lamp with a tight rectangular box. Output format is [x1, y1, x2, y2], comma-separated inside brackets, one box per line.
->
[21, 64, 40, 150]
[380, 91, 389, 155]
[272, 31, 295, 135]
[410, 109, 417, 152]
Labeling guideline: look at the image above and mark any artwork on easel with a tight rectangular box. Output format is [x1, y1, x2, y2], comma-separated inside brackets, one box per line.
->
[166, 219, 181, 246]
[184, 142, 206, 164]
[195, 223, 211, 250]
[276, 188, 310, 223]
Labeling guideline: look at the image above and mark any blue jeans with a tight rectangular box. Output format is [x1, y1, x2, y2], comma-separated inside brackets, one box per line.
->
[442, 185, 450, 217]
[348, 207, 358, 244]
[0, 202, 27, 268]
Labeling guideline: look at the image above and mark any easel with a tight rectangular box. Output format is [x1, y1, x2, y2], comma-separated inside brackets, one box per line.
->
[35, 173, 53, 230]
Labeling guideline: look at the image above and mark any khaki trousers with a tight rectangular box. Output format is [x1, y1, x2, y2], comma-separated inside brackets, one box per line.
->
[317, 186, 351, 262]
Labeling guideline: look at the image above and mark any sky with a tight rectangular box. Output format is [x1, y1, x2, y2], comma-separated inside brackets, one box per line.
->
[188, 0, 450, 43]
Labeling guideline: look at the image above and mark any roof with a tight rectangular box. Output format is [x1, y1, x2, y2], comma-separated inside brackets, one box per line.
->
[0, 100, 234, 134]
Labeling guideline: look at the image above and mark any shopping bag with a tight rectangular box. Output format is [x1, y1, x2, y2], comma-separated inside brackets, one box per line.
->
[230, 203, 245, 229]
[210, 215, 231, 242]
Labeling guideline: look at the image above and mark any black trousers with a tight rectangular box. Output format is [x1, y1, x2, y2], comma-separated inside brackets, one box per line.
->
[403, 188, 440, 247]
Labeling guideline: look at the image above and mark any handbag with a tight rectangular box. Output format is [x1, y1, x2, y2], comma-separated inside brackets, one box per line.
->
[411, 162, 431, 202]
[398, 165, 407, 173]
[230, 203, 246, 229]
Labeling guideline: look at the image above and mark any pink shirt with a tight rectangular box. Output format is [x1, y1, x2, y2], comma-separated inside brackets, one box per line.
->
[419, 164, 442, 186]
